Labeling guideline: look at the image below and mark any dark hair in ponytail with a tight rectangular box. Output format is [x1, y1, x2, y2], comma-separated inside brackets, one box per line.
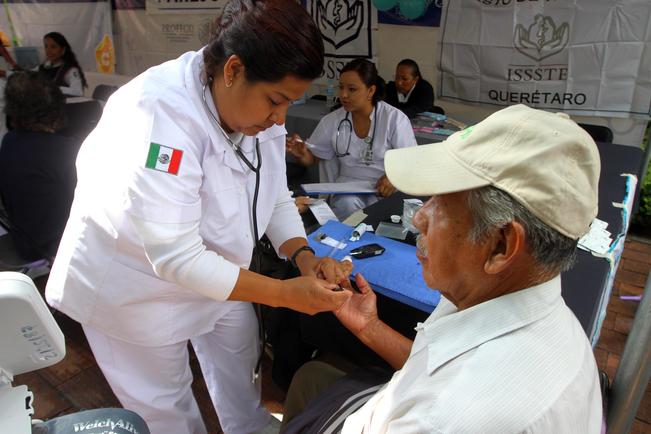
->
[203, 0, 324, 83]
[340, 58, 385, 105]
[42, 32, 87, 89]
[397, 58, 421, 78]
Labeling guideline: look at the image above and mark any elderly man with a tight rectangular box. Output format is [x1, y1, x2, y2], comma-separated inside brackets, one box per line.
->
[281, 104, 603, 433]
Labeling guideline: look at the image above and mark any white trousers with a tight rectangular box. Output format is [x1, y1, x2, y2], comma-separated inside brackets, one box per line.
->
[83, 302, 270, 434]
[330, 194, 379, 221]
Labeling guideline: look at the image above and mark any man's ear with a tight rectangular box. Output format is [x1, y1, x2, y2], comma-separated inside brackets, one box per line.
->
[484, 221, 526, 275]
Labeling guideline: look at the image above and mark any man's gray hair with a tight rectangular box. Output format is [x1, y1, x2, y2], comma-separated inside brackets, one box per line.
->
[467, 186, 578, 274]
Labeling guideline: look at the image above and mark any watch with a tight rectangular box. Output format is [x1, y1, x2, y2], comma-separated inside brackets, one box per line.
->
[290, 245, 315, 268]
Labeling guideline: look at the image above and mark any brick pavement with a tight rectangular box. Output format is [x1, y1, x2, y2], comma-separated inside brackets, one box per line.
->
[596, 236, 651, 433]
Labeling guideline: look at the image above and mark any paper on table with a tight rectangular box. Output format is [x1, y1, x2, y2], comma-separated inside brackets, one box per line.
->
[376, 221, 407, 240]
[308, 199, 338, 225]
[578, 218, 613, 255]
[301, 181, 377, 195]
[342, 209, 367, 227]
[319, 236, 347, 250]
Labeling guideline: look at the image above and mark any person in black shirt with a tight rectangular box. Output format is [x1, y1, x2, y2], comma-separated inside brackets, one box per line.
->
[0, 71, 79, 260]
[385, 59, 436, 119]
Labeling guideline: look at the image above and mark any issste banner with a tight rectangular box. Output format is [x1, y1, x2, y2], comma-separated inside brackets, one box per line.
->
[146, 0, 226, 14]
[0, 0, 113, 74]
[305, 0, 378, 84]
[438, 0, 651, 118]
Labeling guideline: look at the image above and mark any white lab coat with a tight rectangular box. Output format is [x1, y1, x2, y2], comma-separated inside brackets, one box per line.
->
[308, 101, 417, 183]
[46, 49, 304, 433]
[45, 49, 305, 346]
[308, 101, 417, 218]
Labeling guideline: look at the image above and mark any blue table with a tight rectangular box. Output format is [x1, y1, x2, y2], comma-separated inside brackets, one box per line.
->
[308, 221, 440, 313]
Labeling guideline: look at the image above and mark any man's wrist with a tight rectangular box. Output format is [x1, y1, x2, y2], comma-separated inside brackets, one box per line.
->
[358, 316, 384, 346]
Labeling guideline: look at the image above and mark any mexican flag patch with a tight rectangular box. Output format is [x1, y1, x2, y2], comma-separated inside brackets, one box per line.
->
[145, 142, 183, 175]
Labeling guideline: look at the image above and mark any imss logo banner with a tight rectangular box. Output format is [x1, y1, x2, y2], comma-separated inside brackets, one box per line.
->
[438, 0, 651, 117]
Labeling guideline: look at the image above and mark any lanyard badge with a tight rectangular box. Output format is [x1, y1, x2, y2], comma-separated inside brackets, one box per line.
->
[360, 144, 374, 165]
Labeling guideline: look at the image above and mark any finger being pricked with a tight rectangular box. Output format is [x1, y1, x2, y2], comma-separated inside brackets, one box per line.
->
[310, 280, 352, 313]
[340, 258, 353, 275]
[338, 278, 354, 292]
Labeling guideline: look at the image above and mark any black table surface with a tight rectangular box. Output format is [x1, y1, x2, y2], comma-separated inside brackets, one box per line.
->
[562, 142, 643, 338]
[300, 141, 643, 367]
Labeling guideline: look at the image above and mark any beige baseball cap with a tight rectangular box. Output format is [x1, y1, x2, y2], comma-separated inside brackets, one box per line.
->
[385, 104, 600, 239]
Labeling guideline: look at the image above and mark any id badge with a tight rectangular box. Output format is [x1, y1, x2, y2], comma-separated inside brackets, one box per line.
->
[360, 147, 373, 165]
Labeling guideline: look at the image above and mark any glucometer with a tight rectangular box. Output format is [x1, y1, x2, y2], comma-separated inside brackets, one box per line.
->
[349, 243, 385, 259]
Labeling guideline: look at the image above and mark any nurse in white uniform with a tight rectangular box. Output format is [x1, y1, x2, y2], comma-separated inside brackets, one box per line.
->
[286, 59, 417, 219]
[45, 1, 352, 433]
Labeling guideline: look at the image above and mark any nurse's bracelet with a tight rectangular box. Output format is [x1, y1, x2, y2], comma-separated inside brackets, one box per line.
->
[290, 245, 315, 268]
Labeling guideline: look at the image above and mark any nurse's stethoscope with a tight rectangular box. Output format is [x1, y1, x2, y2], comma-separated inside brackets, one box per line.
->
[335, 104, 378, 165]
[202, 78, 265, 382]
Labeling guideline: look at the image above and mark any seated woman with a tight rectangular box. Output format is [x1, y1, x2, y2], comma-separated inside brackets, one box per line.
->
[286, 59, 417, 220]
[38, 32, 87, 97]
[385, 59, 435, 119]
[0, 71, 79, 260]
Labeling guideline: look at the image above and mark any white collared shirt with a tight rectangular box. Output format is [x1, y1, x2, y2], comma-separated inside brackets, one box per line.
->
[397, 83, 415, 103]
[46, 49, 305, 345]
[307, 101, 417, 183]
[38, 60, 84, 96]
[342, 276, 602, 433]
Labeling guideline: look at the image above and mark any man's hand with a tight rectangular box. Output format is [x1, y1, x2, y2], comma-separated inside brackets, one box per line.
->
[375, 175, 397, 197]
[334, 273, 379, 337]
[280, 276, 351, 315]
[334, 273, 413, 370]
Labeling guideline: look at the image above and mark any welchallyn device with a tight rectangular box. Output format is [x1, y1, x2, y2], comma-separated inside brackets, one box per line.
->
[0, 272, 151, 434]
[349, 243, 385, 259]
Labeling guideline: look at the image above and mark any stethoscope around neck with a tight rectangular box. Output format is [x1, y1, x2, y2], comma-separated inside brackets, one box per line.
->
[201, 77, 261, 175]
[335, 104, 378, 166]
[201, 76, 266, 382]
